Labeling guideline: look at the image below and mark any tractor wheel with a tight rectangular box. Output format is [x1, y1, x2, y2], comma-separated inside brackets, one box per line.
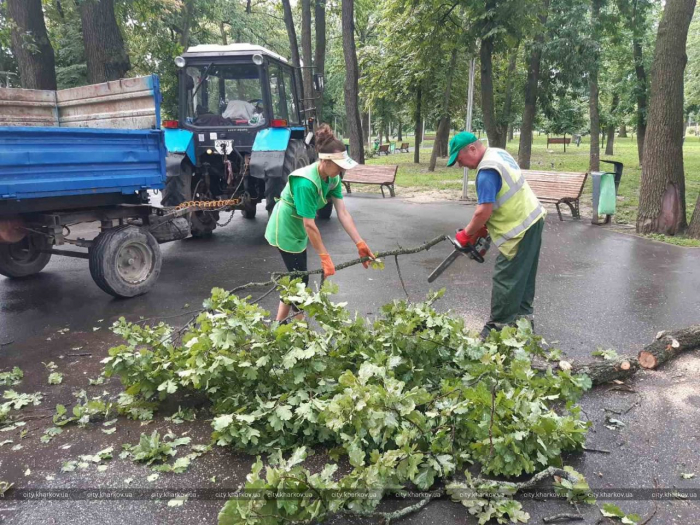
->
[0, 234, 52, 278]
[316, 201, 334, 220]
[265, 139, 310, 214]
[242, 202, 257, 219]
[162, 154, 217, 238]
[89, 226, 162, 298]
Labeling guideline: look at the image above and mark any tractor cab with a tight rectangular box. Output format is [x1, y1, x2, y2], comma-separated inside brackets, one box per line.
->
[163, 44, 325, 237]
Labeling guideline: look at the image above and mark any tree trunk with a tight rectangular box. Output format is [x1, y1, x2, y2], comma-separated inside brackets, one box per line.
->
[500, 44, 519, 143]
[619, 123, 628, 137]
[179, 0, 195, 48]
[314, 0, 327, 122]
[361, 111, 369, 144]
[342, 0, 364, 164]
[301, 0, 314, 114]
[429, 49, 458, 172]
[397, 122, 403, 141]
[688, 192, 700, 238]
[79, 0, 130, 84]
[636, 0, 696, 235]
[588, 0, 602, 173]
[605, 93, 619, 155]
[6, 0, 57, 90]
[440, 119, 450, 157]
[414, 86, 422, 164]
[480, 37, 505, 148]
[518, 0, 549, 169]
[508, 125, 514, 142]
[282, 0, 303, 102]
[632, 2, 648, 165]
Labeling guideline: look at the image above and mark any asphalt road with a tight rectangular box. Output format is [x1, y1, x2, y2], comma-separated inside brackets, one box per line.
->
[1, 194, 699, 524]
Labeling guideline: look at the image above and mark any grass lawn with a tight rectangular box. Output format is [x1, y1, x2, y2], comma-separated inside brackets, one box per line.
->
[362, 134, 700, 245]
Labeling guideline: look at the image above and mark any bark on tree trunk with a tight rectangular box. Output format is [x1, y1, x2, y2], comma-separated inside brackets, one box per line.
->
[480, 37, 505, 148]
[500, 44, 519, 143]
[508, 125, 514, 142]
[414, 86, 422, 164]
[179, 0, 195, 48]
[688, 192, 700, 238]
[6, 0, 57, 90]
[605, 93, 619, 156]
[440, 119, 450, 157]
[314, 0, 326, 123]
[588, 0, 602, 173]
[397, 122, 403, 141]
[342, 0, 364, 164]
[619, 123, 628, 138]
[361, 111, 369, 145]
[301, 0, 314, 114]
[282, 0, 303, 102]
[632, 2, 648, 165]
[429, 49, 458, 172]
[80, 0, 130, 84]
[518, 0, 549, 169]
[637, 0, 696, 235]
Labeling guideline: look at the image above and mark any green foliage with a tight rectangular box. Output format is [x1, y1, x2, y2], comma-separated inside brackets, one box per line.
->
[600, 503, 641, 524]
[0, 367, 22, 387]
[552, 466, 596, 505]
[104, 282, 592, 524]
[2, 390, 42, 410]
[120, 430, 191, 465]
[592, 347, 619, 360]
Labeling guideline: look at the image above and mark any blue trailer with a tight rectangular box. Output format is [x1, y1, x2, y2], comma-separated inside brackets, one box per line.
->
[0, 76, 189, 297]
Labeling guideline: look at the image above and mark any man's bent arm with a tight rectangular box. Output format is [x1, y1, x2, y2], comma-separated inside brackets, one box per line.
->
[463, 203, 493, 236]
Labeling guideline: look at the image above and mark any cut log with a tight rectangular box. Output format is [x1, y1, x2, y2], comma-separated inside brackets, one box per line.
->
[534, 325, 700, 386]
[637, 325, 700, 369]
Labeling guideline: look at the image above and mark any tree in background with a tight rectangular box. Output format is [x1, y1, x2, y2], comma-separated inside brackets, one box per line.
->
[637, 0, 696, 235]
[301, 0, 313, 112]
[314, 0, 327, 123]
[588, 0, 603, 173]
[5, 0, 56, 89]
[78, 0, 130, 83]
[342, 0, 364, 163]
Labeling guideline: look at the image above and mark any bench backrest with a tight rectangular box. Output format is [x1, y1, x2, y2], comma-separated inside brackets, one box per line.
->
[343, 165, 398, 183]
[379, 144, 390, 151]
[522, 170, 588, 199]
[547, 138, 571, 144]
[401, 142, 409, 148]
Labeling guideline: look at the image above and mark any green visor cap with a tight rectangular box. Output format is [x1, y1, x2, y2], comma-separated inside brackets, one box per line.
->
[447, 132, 478, 167]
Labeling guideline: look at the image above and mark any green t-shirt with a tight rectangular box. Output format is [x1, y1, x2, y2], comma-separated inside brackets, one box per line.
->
[290, 174, 344, 218]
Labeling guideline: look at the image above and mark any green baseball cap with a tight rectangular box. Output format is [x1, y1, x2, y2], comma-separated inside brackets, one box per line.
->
[447, 132, 478, 167]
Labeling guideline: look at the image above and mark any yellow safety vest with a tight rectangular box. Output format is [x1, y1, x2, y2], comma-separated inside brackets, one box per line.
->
[475, 148, 546, 256]
[265, 162, 341, 253]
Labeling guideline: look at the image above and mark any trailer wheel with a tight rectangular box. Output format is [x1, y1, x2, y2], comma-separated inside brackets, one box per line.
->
[89, 226, 162, 298]
[265, 139, 310, 214]
[0, 234, 52, 278]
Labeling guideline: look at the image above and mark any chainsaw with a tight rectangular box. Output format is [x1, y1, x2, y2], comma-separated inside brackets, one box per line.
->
[427, 231, 491, 282]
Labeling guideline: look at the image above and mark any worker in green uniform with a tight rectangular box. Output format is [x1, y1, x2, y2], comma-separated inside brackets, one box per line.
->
[265, 124, 375, 321]
[447, 132, 546, 339]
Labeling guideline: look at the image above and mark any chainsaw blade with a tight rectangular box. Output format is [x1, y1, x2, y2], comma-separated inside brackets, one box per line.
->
[427, 249, 465, 283]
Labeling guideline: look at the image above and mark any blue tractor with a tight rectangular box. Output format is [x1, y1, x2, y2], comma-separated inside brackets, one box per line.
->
[162, 44, 330, 237]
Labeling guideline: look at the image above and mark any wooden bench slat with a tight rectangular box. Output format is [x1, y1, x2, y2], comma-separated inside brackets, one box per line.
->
[342, 165, 398, 198]
[521, 169, 588, 221]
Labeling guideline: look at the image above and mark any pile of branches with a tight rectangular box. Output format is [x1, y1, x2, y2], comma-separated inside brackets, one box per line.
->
[103, 280, 594, 524]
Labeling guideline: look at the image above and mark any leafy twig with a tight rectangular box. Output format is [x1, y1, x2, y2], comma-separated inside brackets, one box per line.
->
[489, 381, 497, 460]
[543, 514, 584, 523]
[394, 254, 409, 299]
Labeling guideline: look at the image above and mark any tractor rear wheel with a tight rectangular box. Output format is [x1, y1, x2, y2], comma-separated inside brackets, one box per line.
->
[265, 139, 310, 215]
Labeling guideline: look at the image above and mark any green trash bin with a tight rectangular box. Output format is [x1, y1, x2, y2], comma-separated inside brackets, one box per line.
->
[591, 171, 618, 224]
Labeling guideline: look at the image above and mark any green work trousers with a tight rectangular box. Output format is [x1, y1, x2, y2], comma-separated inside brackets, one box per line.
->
[489, 218, 544, 327]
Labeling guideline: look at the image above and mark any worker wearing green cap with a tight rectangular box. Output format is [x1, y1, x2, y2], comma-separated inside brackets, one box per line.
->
[447, 132, 546, 339]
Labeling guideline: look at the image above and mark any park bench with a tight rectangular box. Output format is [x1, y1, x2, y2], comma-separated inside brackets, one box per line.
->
[522, 170, 588, 221]
[378, 144, 391, 156]
[423, 135, 436, 141]
[546, 136, 572, 151]
[342, 165, 398, 198]
[397, 142, 410, 153]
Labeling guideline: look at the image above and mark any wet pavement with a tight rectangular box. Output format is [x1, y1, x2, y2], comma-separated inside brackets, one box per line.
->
[1, 194, 699, 524]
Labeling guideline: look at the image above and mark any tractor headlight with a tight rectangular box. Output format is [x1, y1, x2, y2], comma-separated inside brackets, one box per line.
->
[174, 56, 186, 68]
[252, 54, 263, 66]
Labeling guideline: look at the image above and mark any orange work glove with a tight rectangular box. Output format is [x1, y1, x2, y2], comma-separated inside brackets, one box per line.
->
[356, 240, 375, 268]
[319, 253, 335, 278]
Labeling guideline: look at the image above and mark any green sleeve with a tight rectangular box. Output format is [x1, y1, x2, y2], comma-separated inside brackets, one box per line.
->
[329, 178, 344, 200]
[290, 177, 318, 219]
